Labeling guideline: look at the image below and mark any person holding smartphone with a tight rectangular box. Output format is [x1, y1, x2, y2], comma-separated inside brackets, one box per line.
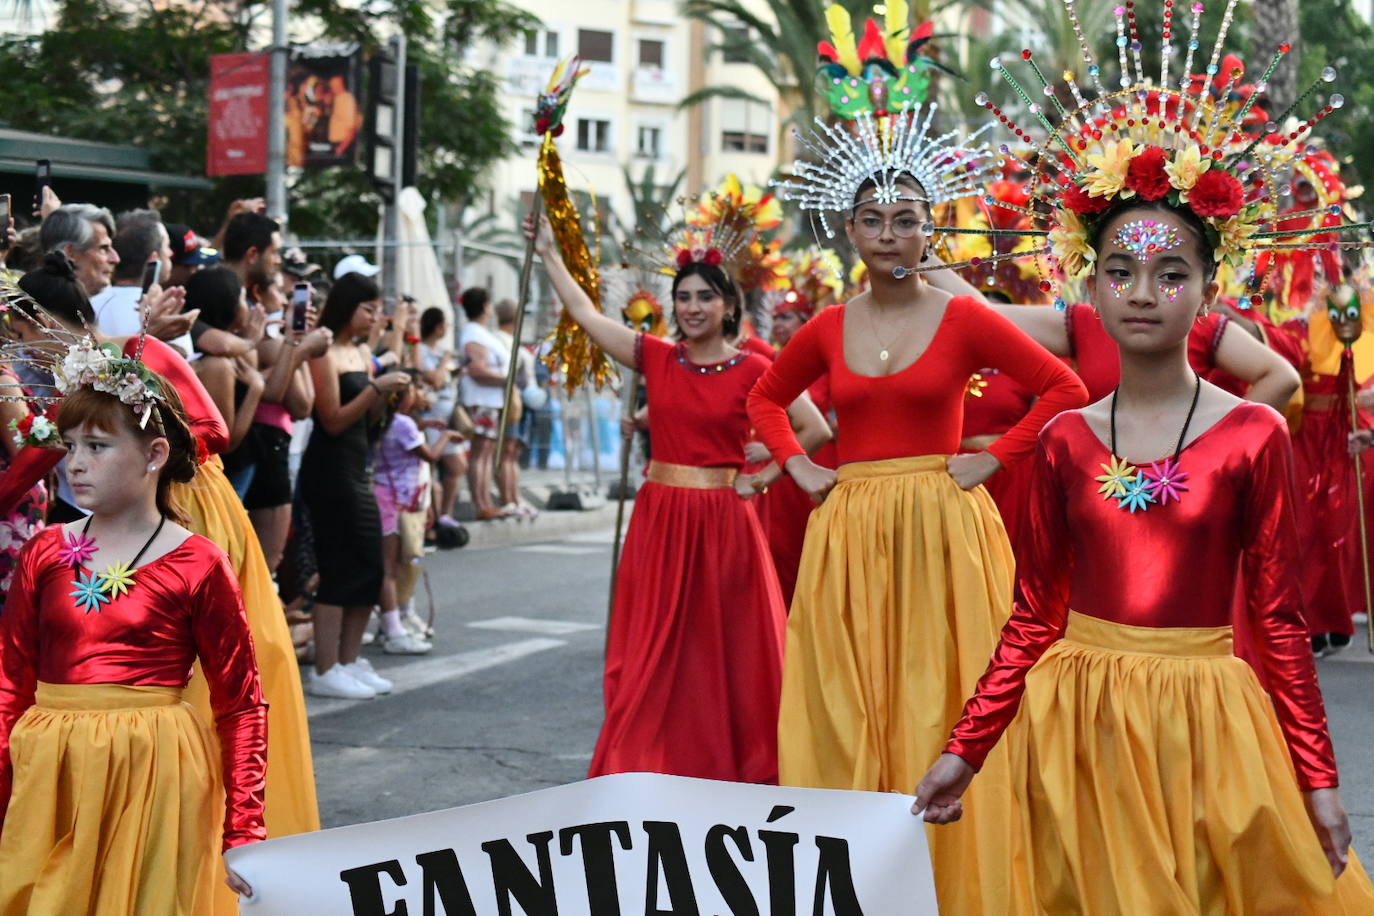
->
[89, 209, 196, 353]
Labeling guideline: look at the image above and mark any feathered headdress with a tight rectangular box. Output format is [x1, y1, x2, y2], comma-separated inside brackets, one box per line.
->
[773, 247, 845, 318]
[634, 175, 784, 290]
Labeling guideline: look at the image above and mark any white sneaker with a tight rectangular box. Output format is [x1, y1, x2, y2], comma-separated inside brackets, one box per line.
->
[343, 659, 393, 694]
[307, 664, 376, 700]
[382, 632, 432, 655]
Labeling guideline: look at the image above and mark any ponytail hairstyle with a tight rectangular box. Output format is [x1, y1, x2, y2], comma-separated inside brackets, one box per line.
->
[55, 372, 200, 526]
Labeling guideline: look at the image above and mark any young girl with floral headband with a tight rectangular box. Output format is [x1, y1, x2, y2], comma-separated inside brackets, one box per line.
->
[914, 2, 1374, 909]
[525, 192, 831, 784]
[748, 6, 1087, 911]
[0, 356, 265, 911]
[6, 253, 317, 912]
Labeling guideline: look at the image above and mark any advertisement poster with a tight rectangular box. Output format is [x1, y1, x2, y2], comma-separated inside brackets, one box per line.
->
[286, 43, 364, 168]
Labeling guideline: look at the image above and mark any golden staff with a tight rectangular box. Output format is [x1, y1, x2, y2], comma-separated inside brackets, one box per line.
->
[608, 365, 637, 616]
[494, 193, 542, 470]
[1331, 290, 1374, 652]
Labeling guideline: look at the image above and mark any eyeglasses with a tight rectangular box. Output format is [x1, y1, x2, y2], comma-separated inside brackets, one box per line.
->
[851, 214, 931, 239]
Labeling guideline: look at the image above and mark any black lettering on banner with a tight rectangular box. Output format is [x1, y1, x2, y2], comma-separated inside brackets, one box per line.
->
[810, 837, 863, 916]
[642, 821, 701, 915]
[340, 860, 409, 916]
[558, 821, 634, 915]
[415, 849, 478, 916]
[757, 827, 800, 916]
[704, 825, 759, 916]
[481, 831, 559, 916]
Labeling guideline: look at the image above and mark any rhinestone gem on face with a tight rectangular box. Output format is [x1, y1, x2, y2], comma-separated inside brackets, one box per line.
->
[1113, 219, 1183, 262]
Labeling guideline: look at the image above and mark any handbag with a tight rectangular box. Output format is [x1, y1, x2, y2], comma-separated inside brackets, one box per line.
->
[450, 404, 476, 440]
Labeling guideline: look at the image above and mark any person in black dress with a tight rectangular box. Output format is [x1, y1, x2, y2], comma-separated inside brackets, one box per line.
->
[301, 272, 410, 699]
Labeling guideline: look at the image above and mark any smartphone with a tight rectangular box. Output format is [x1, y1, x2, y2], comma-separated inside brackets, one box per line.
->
[140, 258, 162, 294]
[382, 296, 397, 317]
[0, 195, 10, 251]
[33, 159, 50, 217]
[291, 283, 311, 332]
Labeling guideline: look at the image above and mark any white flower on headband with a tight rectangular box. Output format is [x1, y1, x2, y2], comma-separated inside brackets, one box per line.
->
[55, 340, 163, 420]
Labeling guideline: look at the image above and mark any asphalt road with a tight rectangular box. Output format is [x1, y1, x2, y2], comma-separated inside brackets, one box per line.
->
[305, 527, 1374, 861]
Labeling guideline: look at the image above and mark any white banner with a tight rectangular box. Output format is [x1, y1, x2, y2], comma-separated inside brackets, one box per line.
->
[228, 773, 935, 915]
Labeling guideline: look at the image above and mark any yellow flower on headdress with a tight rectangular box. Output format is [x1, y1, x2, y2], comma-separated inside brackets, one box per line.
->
[1214, 214, 1257, 267]
[1050, 209, 1096, 278]
[1083, 138, 1136, 199]
[1165, 144, 1211, 196]
[690, 174, 781, 232]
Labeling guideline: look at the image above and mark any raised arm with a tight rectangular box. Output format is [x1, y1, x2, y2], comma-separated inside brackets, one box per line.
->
[525, 214, 637, 368]
[1213, 320, 1302, 412]
[988, 303, 1073, 358]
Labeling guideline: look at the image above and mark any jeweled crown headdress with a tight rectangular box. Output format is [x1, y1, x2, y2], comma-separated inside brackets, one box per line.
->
[966, 0, 1371, 308]
[773, 2, 998, 240]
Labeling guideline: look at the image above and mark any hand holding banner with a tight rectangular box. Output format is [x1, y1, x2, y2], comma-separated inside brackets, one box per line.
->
[226, 773, 936, 915]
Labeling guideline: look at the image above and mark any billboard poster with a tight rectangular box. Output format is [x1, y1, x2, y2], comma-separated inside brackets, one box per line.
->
[207, 52, 270, 176]
[286, 43, 365, 168]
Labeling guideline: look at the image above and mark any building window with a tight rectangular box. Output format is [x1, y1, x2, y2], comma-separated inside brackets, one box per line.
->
[721, 25, 750, 63]
[636, 125, 662, 159]
[638, 39, 664, 69]
[524, 29, 559, 58]
[578, 29, 614, 63]
[519, 108, 539, 147]
[720, 99, 770, 153]
[577, 118, 613, 153]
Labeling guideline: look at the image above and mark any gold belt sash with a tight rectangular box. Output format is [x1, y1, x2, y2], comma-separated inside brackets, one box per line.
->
[646, 461, 737, 490]
[34, 682, 185, 711]
[1063, 611, 1233, 658]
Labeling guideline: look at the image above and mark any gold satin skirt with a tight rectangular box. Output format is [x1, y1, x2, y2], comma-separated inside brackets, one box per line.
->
[779, 455, 1027, 914]
[173, 457, 319, 913]
[1011, 612, 1374, 914]
[0, 684, 217, 916]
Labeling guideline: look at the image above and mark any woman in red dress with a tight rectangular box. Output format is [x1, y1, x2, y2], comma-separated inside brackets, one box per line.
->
[526, 214, 828, 783]
[915, 192, 1374, 916]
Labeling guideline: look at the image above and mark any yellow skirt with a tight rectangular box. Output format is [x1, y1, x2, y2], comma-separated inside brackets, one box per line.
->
[779, 455, 1027, 914]
[1014, 612, 1374, 914]
[173, 460, 319, 832]
[0, 683, 217, 916]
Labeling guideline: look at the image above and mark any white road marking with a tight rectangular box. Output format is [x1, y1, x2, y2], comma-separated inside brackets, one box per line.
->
[510, 544, 602, 555]
[562, 529, 616, 545]
[468, 616, 602, 636]
[305, 638, 565, 718]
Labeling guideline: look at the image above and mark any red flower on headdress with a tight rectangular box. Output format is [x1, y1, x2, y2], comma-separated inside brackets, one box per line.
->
[1126, 146, 1171, 201]
[675, 249, 694, 269]
[194, 436, 209, 467]
[15, 415, 33, 438]
[702, 248, 724, 267]
[1063, 183, 1112, 215]
[1189, 170, 1244, 217]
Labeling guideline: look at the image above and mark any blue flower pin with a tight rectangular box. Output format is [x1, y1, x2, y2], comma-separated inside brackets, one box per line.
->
[69, 569, 111, 613]
[1115, 475, 1157, 513]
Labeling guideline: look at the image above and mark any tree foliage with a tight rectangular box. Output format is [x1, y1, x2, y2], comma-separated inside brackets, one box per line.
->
[0, 0, 536, 237]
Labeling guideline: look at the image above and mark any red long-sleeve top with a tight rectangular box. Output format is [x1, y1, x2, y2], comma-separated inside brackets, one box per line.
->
[0, 527, 268, 847]
[748, 297, 1087, 467]
[124, 337, 230, 456]
[945, 404, 1338, 790]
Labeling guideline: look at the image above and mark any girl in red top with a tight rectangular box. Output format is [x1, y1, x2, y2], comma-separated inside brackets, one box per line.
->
[0, 361, 265, 912]
[748, 171, 1087, 913]
[526, 214, 828, 783]
[914, 196, 1374, 913]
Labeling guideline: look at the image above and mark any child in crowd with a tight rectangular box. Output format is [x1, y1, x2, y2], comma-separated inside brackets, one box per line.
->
[373, 372, 461, 654]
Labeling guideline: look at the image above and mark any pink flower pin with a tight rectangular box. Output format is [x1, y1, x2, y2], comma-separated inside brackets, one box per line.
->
[57, 530, 97, 568]
[1141, 457, 1190, 505]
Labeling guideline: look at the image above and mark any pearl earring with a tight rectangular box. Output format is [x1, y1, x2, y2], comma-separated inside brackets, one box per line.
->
[148, 463, 157, 472]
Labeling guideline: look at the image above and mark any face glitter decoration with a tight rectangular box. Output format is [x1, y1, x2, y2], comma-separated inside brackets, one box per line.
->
[1113, 220, 1183, 262]
[1158, 282, 1183, 302]
[1109, 279, 1132, 298]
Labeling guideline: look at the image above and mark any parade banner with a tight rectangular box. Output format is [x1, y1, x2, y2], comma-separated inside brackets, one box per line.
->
[207, 53, 270, 176]
[226, 772, 935, 915]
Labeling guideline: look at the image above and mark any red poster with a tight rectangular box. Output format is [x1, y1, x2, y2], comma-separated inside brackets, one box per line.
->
[207, 52, 270, 176]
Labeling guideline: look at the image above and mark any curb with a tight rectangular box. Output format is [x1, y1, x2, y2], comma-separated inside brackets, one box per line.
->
[456, 503, 622, 550]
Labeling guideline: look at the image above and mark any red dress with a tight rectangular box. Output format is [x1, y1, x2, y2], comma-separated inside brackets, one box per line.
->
[589, 335, 787, 783]
[751, 373, 835, 607]
[961, 370, 1037, 550]
[0, 527, 267, 846]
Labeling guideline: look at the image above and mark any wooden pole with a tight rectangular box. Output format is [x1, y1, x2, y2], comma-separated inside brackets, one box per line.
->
[607, 368, 638, 616]
[494, 194, 544, 472]
[1347, 355, 1374, 652]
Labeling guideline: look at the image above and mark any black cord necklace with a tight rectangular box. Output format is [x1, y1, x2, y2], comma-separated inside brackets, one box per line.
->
[1096, 373, 1201, 513]
[64, 515, 168, 612]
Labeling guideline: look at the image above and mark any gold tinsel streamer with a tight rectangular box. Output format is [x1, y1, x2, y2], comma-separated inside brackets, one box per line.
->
[537, 134, 617, 393]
